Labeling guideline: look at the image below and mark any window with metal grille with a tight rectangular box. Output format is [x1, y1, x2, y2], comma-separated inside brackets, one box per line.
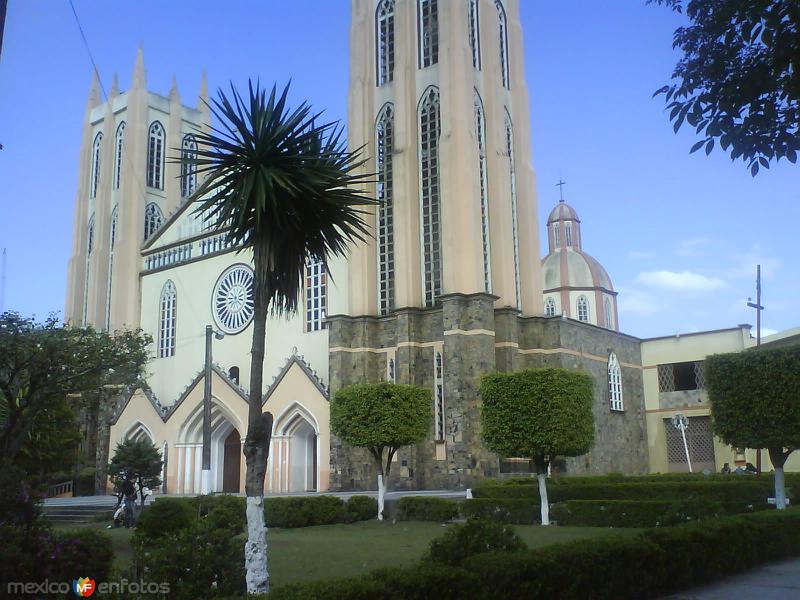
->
[504, 111, 521, 309]
[114, 122, 125, 189]
[83, 215, 94, 325]
[469, 0, 481, 69]
[106, 206, 118, 331]
[657, 361, 705, 392]
[376, 0, 395, 85]
[496, 1, 509, 88]
[664, 416, 715, 471]
[608, 352, 623, 411]
[545, 297, 556, 317]
[377, 104, 395, 315]
[180, 134, 197, 198]
[305, 260, 327, 332]
[147, 121, 165, 189]
[577, 295, 589, 322]
[474, 92, 491, 292]
[418, 0, 439, 68]
[144, 203, 164, 241]
[434, 349, 445, 441]
[419, 87, 442, 307]
[159, 280, 177, 358]
[90, 132, 102, 199]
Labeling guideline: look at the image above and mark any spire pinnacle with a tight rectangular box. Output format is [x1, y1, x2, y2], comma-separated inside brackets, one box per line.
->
[198, 69, 209, 107]
[132, 46, 146, 89]
[169, 73, 180, 100]
[110, 72, 120, 97]
[87, 69, 101, 109]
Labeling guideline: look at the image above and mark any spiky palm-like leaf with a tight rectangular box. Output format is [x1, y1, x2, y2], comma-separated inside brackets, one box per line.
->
[190, 81, 376, 315]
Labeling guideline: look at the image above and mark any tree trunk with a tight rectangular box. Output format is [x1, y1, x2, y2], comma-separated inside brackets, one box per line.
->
[769, 447, 790, 510]
[377, 473, 385, 521]
[535, 457, 550, 526]
[242, 273, 273, 595]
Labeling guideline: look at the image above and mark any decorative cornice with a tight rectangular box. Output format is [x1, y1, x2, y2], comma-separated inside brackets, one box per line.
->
[262, 352, 329, 405]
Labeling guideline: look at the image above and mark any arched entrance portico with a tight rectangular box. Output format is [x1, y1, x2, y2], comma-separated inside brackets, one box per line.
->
[271, 403, 319, 493]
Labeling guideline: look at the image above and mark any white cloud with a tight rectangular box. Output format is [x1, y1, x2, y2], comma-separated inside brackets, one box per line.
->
[724, 245, 781, 280]
[616, 286, 661, 316]
[675, 237, 714, 258]
[636, 270, 726, 292]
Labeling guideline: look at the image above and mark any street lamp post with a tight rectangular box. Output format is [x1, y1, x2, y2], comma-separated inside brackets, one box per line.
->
[201, 325, 225, 494]
[672, 413, 692, 473]
[747, 264, 764, 474]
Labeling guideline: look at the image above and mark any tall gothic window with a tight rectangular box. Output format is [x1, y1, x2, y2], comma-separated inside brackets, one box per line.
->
[565, 223, 573, 246]
[553, 223, 560, 248]
[419, 87, 442, 307]
[474, 92, 491, 292]
[158, 280, 177, 358]
[605, 298, 614, 329]
[545, 297, 556, 317]
[469, 0, 481, 69]
[144, 203, 164, 241]
[377, 104, 395, 315]
[496, 1, 510, 89]
[146, 121, 165, 189]
[418, 0, 439, 68]
[90, 133, 102, 199]
[504, 111, 521, 309]
[577, 295, 589, 322]
[433, 349, 445, 441]
[305, 260, 327, 332]
[87, 215, 95, 255]
[114, 122, 125, 189]
[83, 215, 95, 326]
[376, 0, 395, 85]
[106, 206, 118, 330]
[180, 134, 198, 198]
[608, 352, 624, 411]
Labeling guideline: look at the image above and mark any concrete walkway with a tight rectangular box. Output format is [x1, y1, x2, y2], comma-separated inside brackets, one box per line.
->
[664, 558, 800, 599]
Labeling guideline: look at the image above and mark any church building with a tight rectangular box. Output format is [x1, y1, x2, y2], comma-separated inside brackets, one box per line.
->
[65, 0, 767, 496]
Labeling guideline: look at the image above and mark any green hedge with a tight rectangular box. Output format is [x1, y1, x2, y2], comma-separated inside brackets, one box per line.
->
[551, 499, 771, 528]
[489, 473, 800, 486]
[461, 498, 539, 524]
[49, 528, 115, 584]
[396, 497, 459, 522]
[258, 509, 800, 600]
[264, 496, 348, 528]
[473, 480, 774, 503]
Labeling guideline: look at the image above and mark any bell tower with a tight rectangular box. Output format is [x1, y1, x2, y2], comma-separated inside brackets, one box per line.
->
[346, 0, 542, 316]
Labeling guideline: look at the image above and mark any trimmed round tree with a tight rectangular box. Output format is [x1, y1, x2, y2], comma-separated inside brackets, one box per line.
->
[331, 382, 431, 520]
[107, 438, 163, 507]
[480, 368, 594, 525]
[705, 345, 800, 510]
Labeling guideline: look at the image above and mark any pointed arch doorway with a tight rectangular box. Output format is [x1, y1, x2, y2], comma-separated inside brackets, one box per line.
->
[222, 428, 241, 493]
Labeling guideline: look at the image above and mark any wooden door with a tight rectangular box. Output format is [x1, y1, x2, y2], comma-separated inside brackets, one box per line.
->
[222, 429, 241, 493]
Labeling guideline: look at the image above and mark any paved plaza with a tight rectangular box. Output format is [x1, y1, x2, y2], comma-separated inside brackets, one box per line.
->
[665, 558, 800, 600]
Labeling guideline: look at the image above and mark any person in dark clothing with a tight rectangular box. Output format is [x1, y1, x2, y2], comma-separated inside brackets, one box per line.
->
[120, 475, 137, 528]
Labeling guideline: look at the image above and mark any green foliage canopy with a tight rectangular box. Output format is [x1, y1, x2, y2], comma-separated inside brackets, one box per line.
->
[108, 438, 163, 504]
[650, 0, 800, 175]
[331, 382, 431, 474]
[705, 345, 800, 465]
[480, 368, 595, 470]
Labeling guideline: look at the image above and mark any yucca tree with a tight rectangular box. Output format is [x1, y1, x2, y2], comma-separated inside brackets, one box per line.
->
[187, 82, 376, 594]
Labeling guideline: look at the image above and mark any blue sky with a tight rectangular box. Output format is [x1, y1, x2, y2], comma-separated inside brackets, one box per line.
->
[0, 1, 797, 338]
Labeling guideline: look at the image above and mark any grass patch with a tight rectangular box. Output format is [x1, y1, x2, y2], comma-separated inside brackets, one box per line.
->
[56, 519, 640, 587]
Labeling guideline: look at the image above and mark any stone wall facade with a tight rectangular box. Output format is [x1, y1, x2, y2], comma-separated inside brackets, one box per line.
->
[327, 295, 649, 491]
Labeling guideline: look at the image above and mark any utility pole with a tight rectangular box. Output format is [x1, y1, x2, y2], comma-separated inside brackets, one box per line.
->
[747, 264, 764, 474]
[202, 325, 224, 493]
[0, 247, 6, 314]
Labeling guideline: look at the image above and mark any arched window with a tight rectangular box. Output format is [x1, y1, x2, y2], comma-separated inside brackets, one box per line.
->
[90, 132, 102, 199]
[305, 260, 327, 331]
[608, 352, 623, 411]
[228, 366, 240, 385]
[418, 0, 439, 68]
[469, 0, 481, 69]
[605, 298, 614, 329]
[106, 206, 118, 330]
[504, 110, 521, 309]
[114, 122, 125, 189]
[544, 297, 556, 317]
[144, 203, 163, 241]
[87, 214, 95, 255]
[419, 87, 442, 307]
[376, 104, 395, 315]
[376, 0, 395, 85]
[146, 121, 165, 189]
[565, 223, 573, 247]
[496, 1, 510, 89]
[474, 92, 491, 292]
[553, 223, 560, 248]
[180, 134, 197, 198]
[577, 295, 589, 322]
[387, 357, 395, 382]
[158, 280, 177, 358]
[433, 349, 445, 441]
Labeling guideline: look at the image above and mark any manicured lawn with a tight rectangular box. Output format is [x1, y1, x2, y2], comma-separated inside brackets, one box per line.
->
[56, 520, 641, 586]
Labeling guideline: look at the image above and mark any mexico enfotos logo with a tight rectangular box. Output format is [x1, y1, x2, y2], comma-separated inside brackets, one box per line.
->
[7, 577, 170, 596]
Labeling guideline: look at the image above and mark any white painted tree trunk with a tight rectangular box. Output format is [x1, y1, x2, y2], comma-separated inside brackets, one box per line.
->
[538, 473, 550, 526]
[245, 496, 269, 594]
[775, 467, 787, 510]
[377, 473, 385, 521]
